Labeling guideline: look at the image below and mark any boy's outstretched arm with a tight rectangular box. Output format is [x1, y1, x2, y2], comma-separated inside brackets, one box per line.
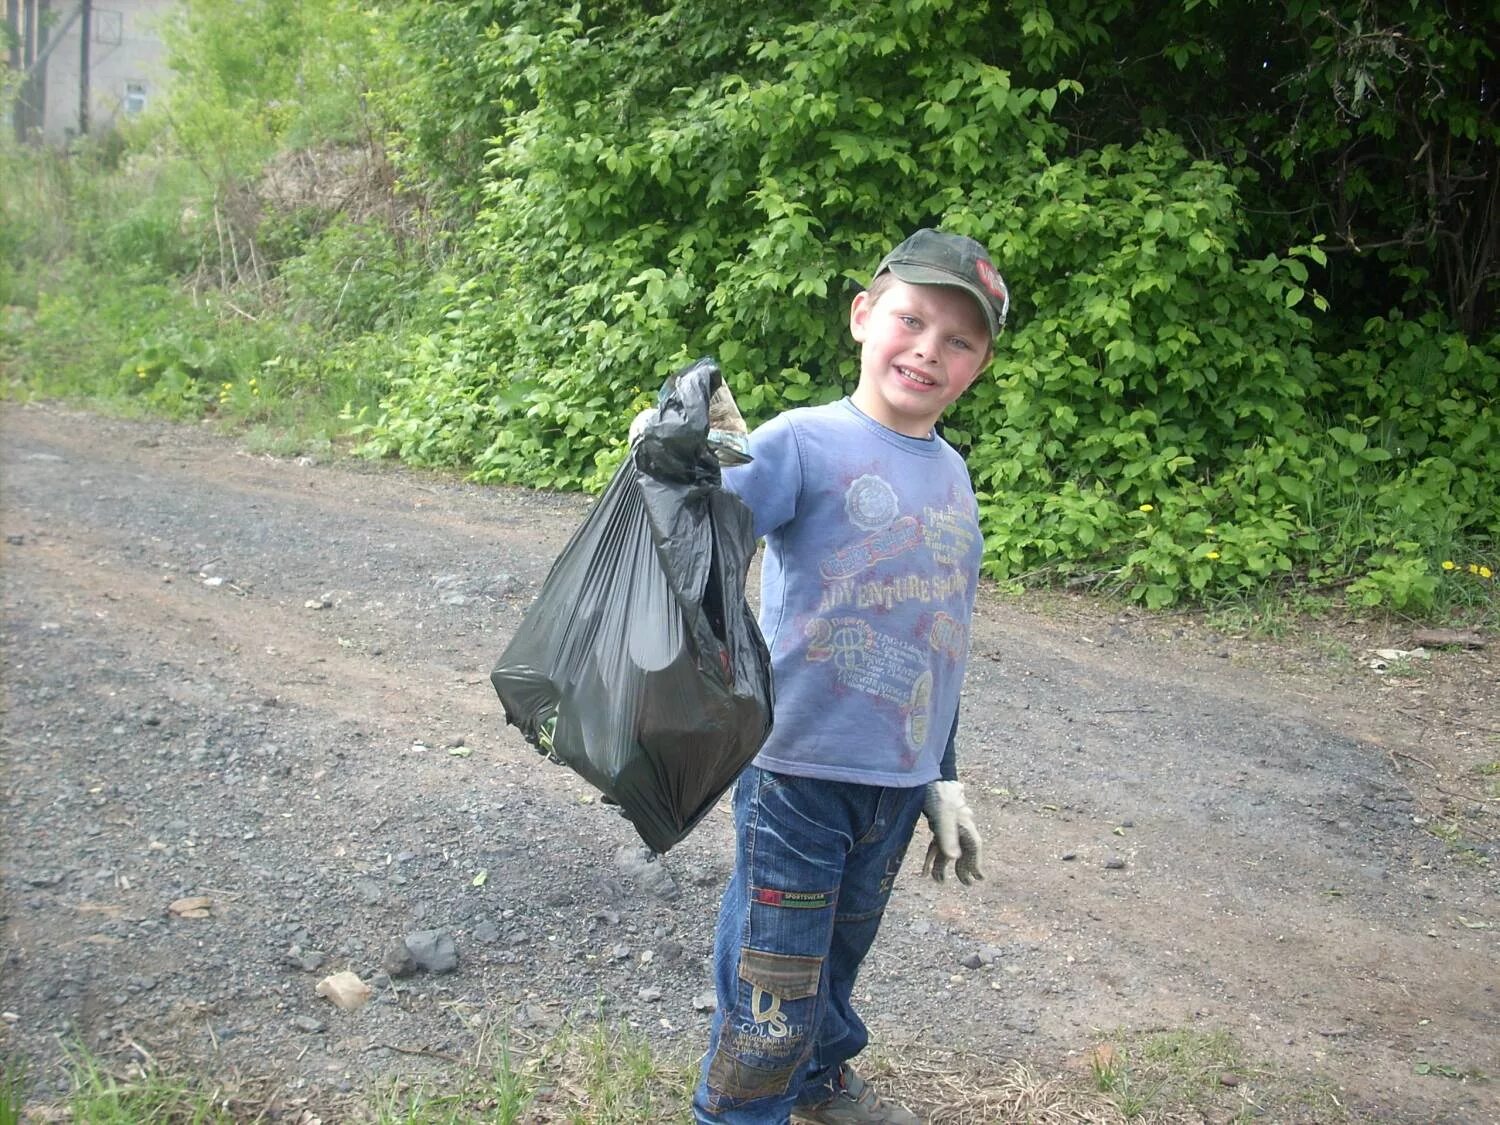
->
[921, 715, 985, 886]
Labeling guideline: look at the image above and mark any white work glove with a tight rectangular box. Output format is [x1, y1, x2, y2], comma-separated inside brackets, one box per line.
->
[629, 407, 655, 445]
[922, 780, 985, 886]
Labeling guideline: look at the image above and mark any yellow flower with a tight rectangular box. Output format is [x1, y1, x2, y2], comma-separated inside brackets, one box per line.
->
[1441, 560, 1456, 570]
[1138, 503, 1154, 513]
[1481, 566, 1494, 580]
[1206, 551, 1220, 560]
[1469, 563, 1481, 575]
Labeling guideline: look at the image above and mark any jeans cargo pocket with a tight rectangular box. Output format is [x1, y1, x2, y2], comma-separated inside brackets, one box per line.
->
[738, 947, 821, 1000]
[705, 947, 824, 1103]
[705, 1041, 799, 1104]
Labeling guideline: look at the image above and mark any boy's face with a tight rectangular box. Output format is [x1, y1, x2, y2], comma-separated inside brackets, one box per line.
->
[848, 278, 992, 438]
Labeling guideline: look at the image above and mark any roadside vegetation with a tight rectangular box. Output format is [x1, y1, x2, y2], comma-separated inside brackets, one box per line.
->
[2, 0, 1494, 622]
[0, 0, 1495, 1119]
[4, 1022, 1356, 1124]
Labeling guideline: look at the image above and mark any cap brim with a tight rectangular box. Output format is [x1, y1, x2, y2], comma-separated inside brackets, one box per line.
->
[884, 263, 1000, 339]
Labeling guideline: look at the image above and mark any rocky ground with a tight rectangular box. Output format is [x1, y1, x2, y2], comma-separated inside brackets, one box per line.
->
[1, 402, 1496, 1122]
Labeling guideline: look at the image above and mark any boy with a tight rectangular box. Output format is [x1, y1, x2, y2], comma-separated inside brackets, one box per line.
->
[687, 229, 1008, 1124]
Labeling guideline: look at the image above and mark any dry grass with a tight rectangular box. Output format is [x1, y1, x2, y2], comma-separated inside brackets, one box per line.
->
[875, 1045, 1157, 1124]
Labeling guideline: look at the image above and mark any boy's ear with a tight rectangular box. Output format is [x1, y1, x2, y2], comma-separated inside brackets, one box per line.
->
[849, 289, 871, 342]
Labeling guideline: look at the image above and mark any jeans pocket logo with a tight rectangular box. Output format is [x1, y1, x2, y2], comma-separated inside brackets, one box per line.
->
[750, 986, 791, 1038]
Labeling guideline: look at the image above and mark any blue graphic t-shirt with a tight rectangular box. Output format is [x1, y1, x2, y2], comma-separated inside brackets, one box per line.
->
[722, 398, 982, 787]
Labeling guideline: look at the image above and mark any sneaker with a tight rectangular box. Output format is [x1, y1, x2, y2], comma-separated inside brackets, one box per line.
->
[790, 1064, 921, 1125]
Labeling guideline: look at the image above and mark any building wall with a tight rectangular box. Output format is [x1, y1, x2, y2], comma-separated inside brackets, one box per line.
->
[36, 0, 180, 144]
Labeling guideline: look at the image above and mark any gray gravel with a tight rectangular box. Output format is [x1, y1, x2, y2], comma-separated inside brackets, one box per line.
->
[2, 402, 1495, 1122]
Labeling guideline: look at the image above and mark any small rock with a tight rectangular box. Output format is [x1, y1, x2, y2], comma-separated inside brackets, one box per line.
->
[316, 970, 373, 1011]
[286, 947, 327, 973]
[486, 573, 520, 597]
[514, 1002, 558, 1030]
[638, 987, 663, 1003]
[1061, 851, 1078, 862]
[614, 845, 678, 901]
[1103, 857, 1127, 870]
[1219, 1072, 1241, 1087]
[292, 1015, 325, 1033]
[383, 942, 417, 979]
[691, 992, 718, 1013]
[168, 895, 213, 919]
[472, 920, 500, 944]
[403, 929, 458, 973]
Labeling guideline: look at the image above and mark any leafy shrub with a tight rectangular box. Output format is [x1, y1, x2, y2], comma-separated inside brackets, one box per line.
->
[7, 0, 1492, 616]
[276, 216, 429, 333]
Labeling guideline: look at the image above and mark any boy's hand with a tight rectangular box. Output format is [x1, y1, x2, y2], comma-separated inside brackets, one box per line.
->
[922, 780, 985, 886]
[629, 381, 748, 461]
[629, 408, 656, 445]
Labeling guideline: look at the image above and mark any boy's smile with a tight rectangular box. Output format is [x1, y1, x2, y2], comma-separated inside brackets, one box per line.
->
[848, 278, 992, 438]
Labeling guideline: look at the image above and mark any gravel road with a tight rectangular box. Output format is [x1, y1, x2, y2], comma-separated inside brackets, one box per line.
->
[2, 402, 1495, 1122]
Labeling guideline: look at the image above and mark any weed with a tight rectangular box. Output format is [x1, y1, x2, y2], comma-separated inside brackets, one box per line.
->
[1414, 1059, 1489, 1081]
[1, 1054, 25, 1125]
[57, 1042, 241, 1122]
[1422, 817, 1494, 868]
[1204, 593, 1297, 640]
[1089, 1027, 1350, 1124]
[370, 1041, 534, 1124]
[1477, 762, 1500, 801]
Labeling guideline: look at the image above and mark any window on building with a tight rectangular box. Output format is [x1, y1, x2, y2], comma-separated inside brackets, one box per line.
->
[95, 10, 124, 47]
[124, 82, 147, 116]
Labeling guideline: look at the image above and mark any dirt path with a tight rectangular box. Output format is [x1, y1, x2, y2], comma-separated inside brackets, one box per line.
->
[2, 402, 1496, 1122]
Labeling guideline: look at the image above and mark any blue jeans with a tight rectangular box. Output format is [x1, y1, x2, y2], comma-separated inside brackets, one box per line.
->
[693, 766, 926, 1123]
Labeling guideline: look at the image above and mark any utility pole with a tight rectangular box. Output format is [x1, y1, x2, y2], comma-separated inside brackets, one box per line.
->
[77, 0, 89, 136]
[5, 0, 20, 72]
[5, 0, 20, 142]
[18, 0, 41, 142]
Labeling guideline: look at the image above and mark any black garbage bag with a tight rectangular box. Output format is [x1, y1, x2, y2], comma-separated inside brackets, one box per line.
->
[491, 358, 773, 853]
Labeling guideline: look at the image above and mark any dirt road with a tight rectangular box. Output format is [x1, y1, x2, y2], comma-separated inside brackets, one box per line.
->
[2, 402, 1495, 1122]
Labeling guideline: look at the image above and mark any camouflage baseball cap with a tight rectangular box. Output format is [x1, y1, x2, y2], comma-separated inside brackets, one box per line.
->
[874, 228, 1009, 337]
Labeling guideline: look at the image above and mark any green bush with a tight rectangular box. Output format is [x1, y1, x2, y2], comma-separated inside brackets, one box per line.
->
[6, 0, 1492, 617]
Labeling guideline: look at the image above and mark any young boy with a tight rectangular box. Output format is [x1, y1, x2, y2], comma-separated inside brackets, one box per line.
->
[693, 229, 1009, 1124]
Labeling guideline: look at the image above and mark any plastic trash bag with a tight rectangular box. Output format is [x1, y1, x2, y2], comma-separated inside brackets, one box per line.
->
[491, 358, 773, 853]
